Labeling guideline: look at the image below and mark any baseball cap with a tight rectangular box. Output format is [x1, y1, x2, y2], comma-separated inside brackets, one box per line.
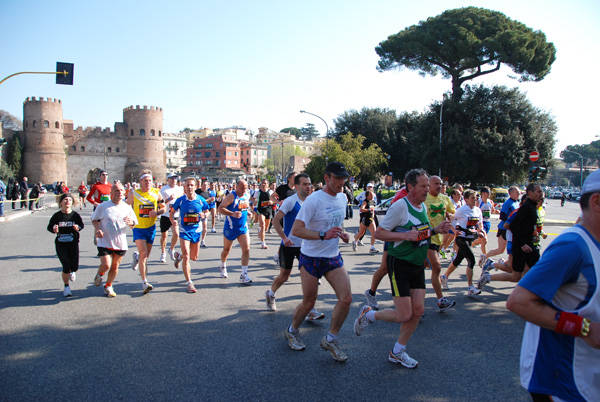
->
[581, 170, 600, 195]
[324, 162, 350, 178]
[366, 183, 374, 188]
[168, 173, 178, 179]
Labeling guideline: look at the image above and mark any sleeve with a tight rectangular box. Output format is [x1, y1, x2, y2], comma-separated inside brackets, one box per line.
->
[379, 200, 408, 232]
[499, 201, 510, 222]
[128, 205, 138, 225]
[171, 196, 182, 212]
[279, 196, 293, 215]
[86, 184, 96, 204]
[202, 199, 210, 212]
[75, 212, 84, 230]
[91, 204, 102, 221]
[446, 196, 455, 214]
[295, 196, 315, 224]
[47, 213, 58, 233]
[510, 207, 528, 247]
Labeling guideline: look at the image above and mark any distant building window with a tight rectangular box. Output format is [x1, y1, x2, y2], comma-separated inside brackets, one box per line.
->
[228, 151, 231, 156]
[43, 120, 49, 128]
[254, 150, 257, 155]
[33, 120, 37, 128]
[81, 146, 85, 152]
[55, 121, 60, 129]
[159, 131, 162, 137]
[215, 151, 220, 157]
[150, 130, 155, 136]
[205, 152, 211, 158]
[72, 146, 76, 152]
[116, 147, 120, 153]
[130, 129, 134, 136]
[140, 129, 146, 136]
[235, 152, 238, 156]
[107, 147, 112, 152]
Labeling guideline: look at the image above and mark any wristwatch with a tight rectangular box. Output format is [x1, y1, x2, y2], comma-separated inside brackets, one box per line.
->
[319, 231, 326, 240]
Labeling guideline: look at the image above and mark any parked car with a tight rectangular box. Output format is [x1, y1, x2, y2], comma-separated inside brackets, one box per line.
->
[569, 191, 580, 200]
[374, 197, 394, 216]
[550, 191, 563, 199]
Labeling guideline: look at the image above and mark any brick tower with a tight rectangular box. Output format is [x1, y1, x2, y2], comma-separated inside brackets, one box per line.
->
[123, 105, 166, 183]
[22, 97, 68, 185]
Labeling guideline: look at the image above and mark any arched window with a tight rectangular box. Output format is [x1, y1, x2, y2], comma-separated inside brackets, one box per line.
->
[130, 129, 134, 136]
[81, 146, 85, 152]
[107, 147, 112, 153]
[150, 130, 155, 136]
[140, 129, 146, 136]
[159, 131, 162, 137]
[116, 147, 120, 153]
[43, 120, 49, 128]
[55, 121, 60, 129]
[32, 120, 37, 128]
[72, 146, 76, 152]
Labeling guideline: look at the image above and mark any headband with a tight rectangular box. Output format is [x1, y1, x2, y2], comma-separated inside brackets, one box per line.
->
[140, 173, 152, 181]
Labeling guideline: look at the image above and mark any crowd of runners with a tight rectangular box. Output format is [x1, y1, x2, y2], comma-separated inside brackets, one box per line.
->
[43, 162, 599, 400]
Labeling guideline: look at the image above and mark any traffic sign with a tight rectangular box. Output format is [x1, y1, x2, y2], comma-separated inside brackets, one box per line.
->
[529, 151, 540, 162]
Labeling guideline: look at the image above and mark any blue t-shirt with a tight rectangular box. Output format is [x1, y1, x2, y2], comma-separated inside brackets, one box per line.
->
[498, 198, 519, 230]
[224, 191, 250, 235]
[208, 189, 217, 209]
[278, 193, 303, 247]
[172, 194, 210, 236]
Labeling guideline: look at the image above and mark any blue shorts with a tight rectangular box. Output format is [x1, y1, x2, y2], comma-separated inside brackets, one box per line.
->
[133, 226, 156, 244]
[223, 227, 248, 241]
[180, 229, 201, 243]
[299, 252, 344, 279]
[483, 221, 491, 233]
[507, 241, 512, 255]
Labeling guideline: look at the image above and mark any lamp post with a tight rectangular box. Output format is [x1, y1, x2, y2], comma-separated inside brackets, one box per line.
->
[562, 149, 584, 188]
[300, 110, 329, 163]
[439, 101, 443, 177]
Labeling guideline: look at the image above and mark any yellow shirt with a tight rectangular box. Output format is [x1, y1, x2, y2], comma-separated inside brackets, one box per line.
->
[132, 188, 161, 229]
[425, 192, 455, 246]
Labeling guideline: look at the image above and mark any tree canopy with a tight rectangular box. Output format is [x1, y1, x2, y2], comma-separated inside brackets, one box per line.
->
[376, 7, 556, 101]
[0, 109, 23, 131]
[561, 142, 600, 168]
[280, 127, 302, 139]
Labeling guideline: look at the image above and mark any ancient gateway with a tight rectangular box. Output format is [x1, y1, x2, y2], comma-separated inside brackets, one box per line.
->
[20, 97, 166, 186]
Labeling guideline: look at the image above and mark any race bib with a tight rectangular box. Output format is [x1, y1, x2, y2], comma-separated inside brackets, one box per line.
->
[100, 194, 110, 202]
[412, 223, 431, 248]
[237, 200, 249, 211]
[482, 210, 491, 219]
[183, 213, 200, 224]
[260, 201, 270, 207]
[139, 204, 154, 218]
[467, 217, 480, 228]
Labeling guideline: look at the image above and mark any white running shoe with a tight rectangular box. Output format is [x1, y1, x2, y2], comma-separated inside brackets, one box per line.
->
[477, 271, 491, 290]
[201, 242, 207, 248]
[219, 266, 228, 278]
[174, 252, 182, 269]
[187, 283, 197, 293]
[104, 286, 116, 298]
[70, 272, 76, 282]
[284, 329, 305, 351]
[168, 248, 176, 261]
[142, 282, 153, 294]
[364, 289, 379, 310]
[354, 305, 372, 336]
[320, 337, 348, 362]
[440, 274, 449, 290]
[305, 309, 325, 321]
[211, 227, 216, 233]
[132, 251, 139, 271]
[483, 258, 495, 272]
[63, 285, 72, 297]
[261, 243, 268, 249]
[478, 254, 486, 267]
[389, 349, 418, 368]
[160, 253, 166, 263]
[265, 290, 276, 311]
[239, 273, 252, 284]
[94, 272, 102, 287]
[369, 247, 379, 254]
[352, 241, 357, 251]
[467, 285, 481, 296]
[273, 253, 279, 265]
[357, 240, 365, 247]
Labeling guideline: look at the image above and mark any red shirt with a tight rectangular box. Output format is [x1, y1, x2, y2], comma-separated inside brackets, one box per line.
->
[391, 187, 408, 204]
[86, 182, 112, 205]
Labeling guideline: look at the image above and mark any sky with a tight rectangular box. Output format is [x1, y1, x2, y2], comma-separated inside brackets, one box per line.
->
[2, 0, 599, 157]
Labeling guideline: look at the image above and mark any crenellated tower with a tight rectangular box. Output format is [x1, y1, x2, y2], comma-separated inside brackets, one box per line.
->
[123, 105, 166, 183]
[22, 97, 67, 184]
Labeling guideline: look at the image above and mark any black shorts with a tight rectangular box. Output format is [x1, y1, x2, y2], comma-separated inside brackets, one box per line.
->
[160, 216, 173, 233]
[428, 243, 440, 251]
[511, 246, 540, 273]
[497, 228, 507, 240]
[387, 255, 425, 297]
[97, 247, 127, 257]
[258, 209, 274, 220]
[278, 244, 301, 270]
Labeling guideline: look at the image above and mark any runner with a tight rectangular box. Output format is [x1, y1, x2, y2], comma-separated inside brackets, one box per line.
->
[194, 180, 213, 248]
[440, 189, 485, 295]
[77, 181, 88, 210]
[352, 190, 379, 254]
[283, 162, 352, 362]
[353, 169, 452, 368]
[255, 179, 275, 249]
[47, 193, 84, 297]
[266, 173, 325, 320]
[171, 177, 210, 293]
[423, 175, 456, 311]
[86, 170, 112, 210]
[217, 179, 252, 283]
[159, 173, 183, 263]
[127, 170, 166, 294]
[480, 186, 520, 262]
[473, 187, 498, 264]
[208, 182, 218, 233]
[271, 172, 296, 204]
[91, 182, 137, 297]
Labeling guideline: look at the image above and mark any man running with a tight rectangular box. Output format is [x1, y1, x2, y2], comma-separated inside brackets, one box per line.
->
[87, 170, 112, 210]
[208, 182, 218, 233]
[127, 170, 166, 294]
[171, 177, 210, 293]
[254, 179, 275, 249]
[481, 186, 520, 262]
[266, 173, 325, 320]
[78, 181, 88, 210]
[353, 169, 452, 368]
[195, 180, 214, 248]
[473, 187, 498, 263]
[159, 174, 183, 262]
[91, 182, 137, 297]
[217, 179, 252, 283]
[283, 162, 352, 362]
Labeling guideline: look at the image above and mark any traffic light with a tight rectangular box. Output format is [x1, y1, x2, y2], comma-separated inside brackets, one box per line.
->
[528, 166, 537, 182]
[56, 62, 74, 85]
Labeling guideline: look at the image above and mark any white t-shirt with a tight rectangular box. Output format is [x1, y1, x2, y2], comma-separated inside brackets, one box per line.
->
[453, 204, 482, 240]
[356, 190, 377, 206]
[160, 184, 184, 218]
[91, 201, 138, 251]
[296, 190, 347, 258]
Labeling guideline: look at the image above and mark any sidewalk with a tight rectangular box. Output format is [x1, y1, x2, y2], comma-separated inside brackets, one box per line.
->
[0, 199, 57, 222]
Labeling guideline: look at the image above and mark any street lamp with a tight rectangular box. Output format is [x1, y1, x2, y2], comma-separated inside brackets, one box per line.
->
[439, 100, 443, 177]
[562, 149, 584, 188]
[300, 110, 329, 162]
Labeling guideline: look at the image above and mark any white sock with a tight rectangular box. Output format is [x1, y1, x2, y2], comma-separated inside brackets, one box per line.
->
[288, 325, 299, 334]
[268, 289, 275, 297]
[241, 265, 248, 274]
[393, 342, 406, 354]
[366, 310, 377, 323]
[326, 332, 337, 343]
[220, 262, 226, 269]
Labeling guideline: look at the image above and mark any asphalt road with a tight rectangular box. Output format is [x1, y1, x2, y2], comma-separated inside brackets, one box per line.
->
[0, 198, 578, 401]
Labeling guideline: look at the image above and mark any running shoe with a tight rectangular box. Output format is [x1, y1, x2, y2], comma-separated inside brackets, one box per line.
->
[104, 286, 116, 298]
[478, 254, 486, 268]
[496, 258, 505, 271]
[450, 251, 456, 260]
[70, 272, 76, 282]
[273, 253, 279, 265]
[352, 241, 357, 251]
[265, 290, 276, 311]
[357, 240, 365, 247]
[132, 251, 139, 271]
[482, 258, 495, 272]
[440, 274, 449, 290]
[239, 273, 252, 284]
[201, 242, 207, 248]
[354, 305, 372, 336]
[160, 253, 166, 263]
[467, 285, 481, 296]
[364, 289, 379, 310]
[477, 271, 491, 290]
[389, 349, 418, 368]
[305, 309, 325, 321]
[187, 283, 197, 293]
[169, 248, 176, 261]
[261, 243, 268, 249]
[369, 247, 379, 254]
[438, 297, 456, 312]
[320, 337, 348, 362]
[63, 285, 72, 297]
[219, 266, 228, 278]
[174, 252, 182, 269]
[284, 329, 305, 351]
[211, 227, 216, 233]
[143, 282, 153, 294]
[94, 272, 102, 287]
[439, 249, 447, 259]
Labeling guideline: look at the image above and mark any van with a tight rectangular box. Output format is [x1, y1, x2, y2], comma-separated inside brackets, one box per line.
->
[491, 188, 509, 205]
